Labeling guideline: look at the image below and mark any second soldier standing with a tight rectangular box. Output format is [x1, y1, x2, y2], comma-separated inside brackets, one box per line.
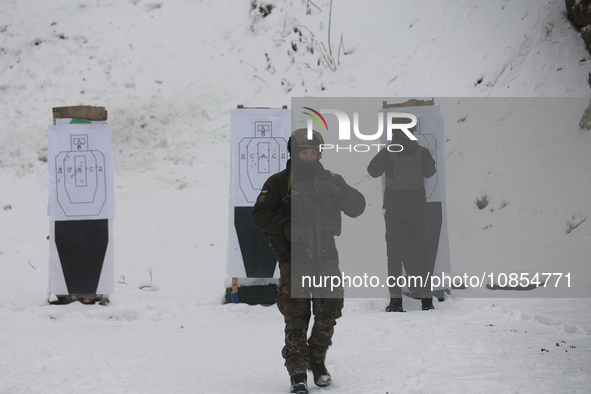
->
[367, 129, 436, 312]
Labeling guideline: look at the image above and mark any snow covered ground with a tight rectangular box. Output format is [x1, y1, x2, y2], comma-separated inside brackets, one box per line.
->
[1, 0, 591, 393]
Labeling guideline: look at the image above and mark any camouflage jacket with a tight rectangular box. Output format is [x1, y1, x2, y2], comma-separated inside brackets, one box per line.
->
[251, 159, 366, 259]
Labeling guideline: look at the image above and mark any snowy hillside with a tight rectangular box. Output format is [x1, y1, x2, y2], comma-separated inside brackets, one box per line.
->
[1, 1, 591, 393]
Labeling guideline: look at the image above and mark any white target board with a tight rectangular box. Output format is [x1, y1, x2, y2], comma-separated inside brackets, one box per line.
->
[227, 108, 291, 278]
[48, 122, 115, 221]
[230, 108, 291, 207]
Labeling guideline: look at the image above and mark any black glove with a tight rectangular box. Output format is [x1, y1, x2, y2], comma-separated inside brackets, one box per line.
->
[319, 177, 344, 201]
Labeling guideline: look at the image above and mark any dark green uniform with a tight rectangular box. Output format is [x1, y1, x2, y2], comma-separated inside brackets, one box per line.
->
[252, 158, 365, 379]
[367, 133, 436, 300]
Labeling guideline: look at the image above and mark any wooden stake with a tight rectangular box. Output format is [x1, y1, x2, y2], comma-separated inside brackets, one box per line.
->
[382, 98, 435, 108]
[53, 105, 107, 123]
[236, 105, 288, 109]
[231, 277, 239, 303]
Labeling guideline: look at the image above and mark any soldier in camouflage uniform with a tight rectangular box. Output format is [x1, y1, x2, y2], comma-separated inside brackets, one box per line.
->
[252, 128, 365, 394]
[367, 129, 436, 312]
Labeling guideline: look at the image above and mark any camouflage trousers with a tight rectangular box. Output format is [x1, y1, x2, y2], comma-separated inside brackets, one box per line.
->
[276, 257, 344, 377]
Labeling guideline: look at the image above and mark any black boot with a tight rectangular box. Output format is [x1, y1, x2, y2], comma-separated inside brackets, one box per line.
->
[421, 297, 434, 310]
[308, 360, 332, 387]
[290, 373, 308, 394]
[386, 297, 404, 312]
